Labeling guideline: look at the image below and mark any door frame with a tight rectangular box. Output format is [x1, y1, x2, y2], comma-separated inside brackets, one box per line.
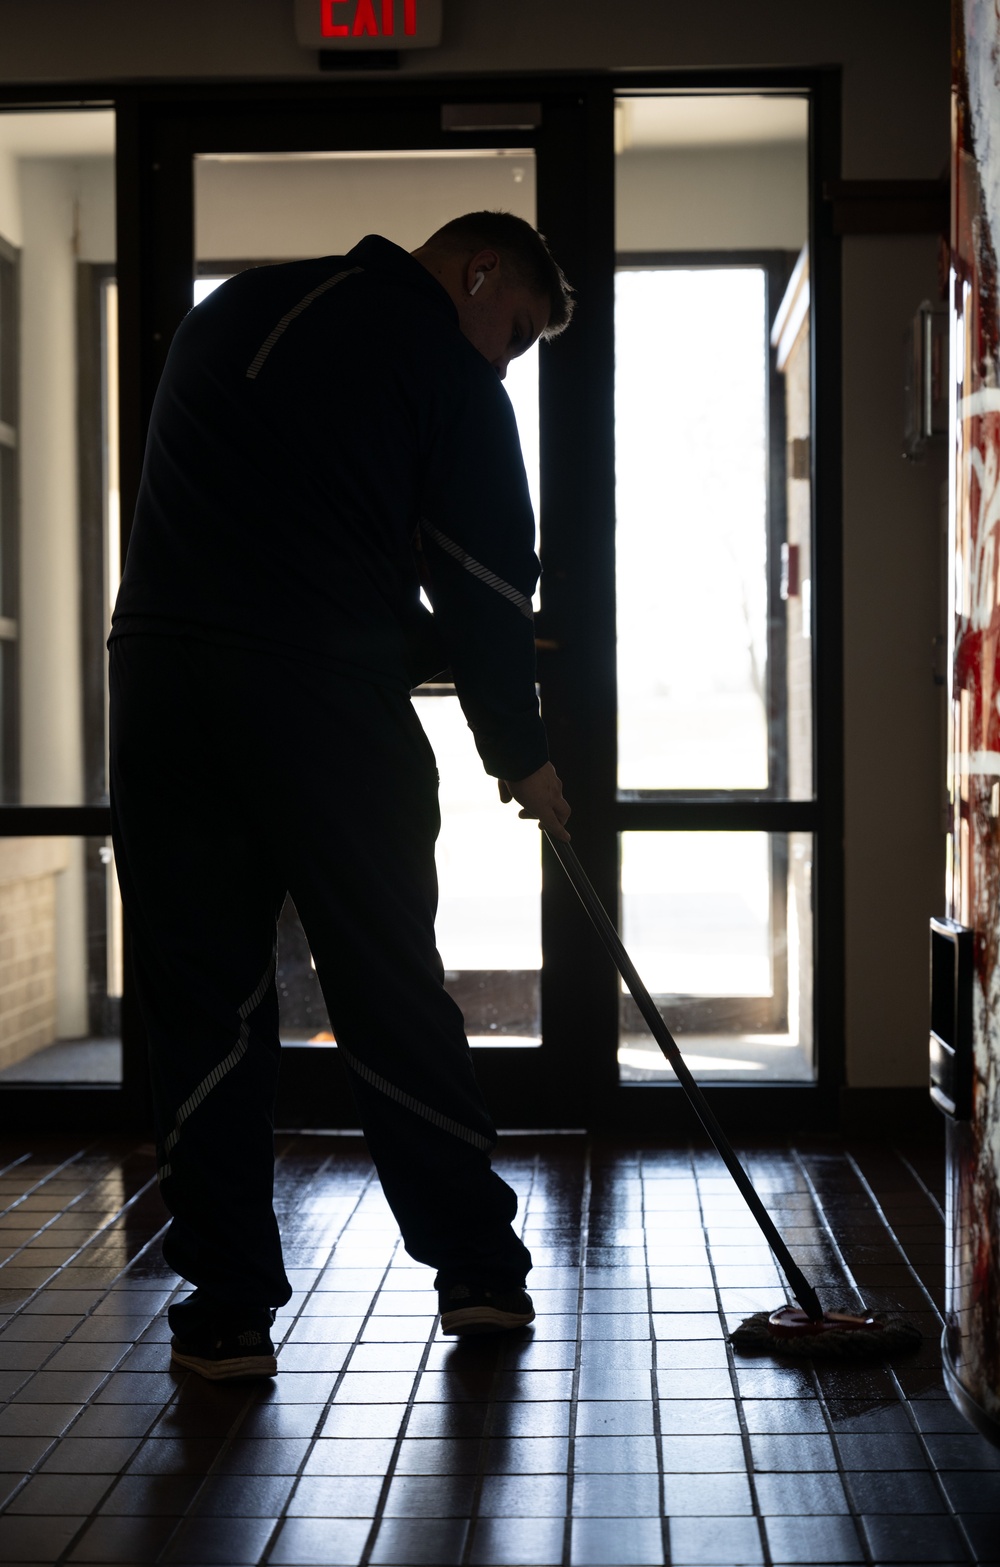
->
[0, 67, 843, 1134]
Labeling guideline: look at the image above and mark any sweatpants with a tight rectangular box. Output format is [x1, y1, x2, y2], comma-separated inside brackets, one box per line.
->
[108, 634, 532, 1309]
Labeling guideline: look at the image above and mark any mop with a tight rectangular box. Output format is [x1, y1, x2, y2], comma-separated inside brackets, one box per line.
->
[546, 834, 922, 1359]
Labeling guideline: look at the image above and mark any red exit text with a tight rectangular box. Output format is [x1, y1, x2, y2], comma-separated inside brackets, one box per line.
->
[321, 0, 418, 37]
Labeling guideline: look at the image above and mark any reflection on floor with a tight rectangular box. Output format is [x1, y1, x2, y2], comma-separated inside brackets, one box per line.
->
[619, 1034, 814, 1082]
[0, 1133, 997, 1565]
[0, 1039, 122, 1084]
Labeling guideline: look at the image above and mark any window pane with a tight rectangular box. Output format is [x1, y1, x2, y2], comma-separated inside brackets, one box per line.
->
[416, 693, 541, 1046]
[615, 267, 769, 790]
[613, 92, 812, 799]
[0, 109, 117, 806]
[617, 831, 813, 1082]
[0, 836, 122, 1085]
[192, 151, 543, 1049]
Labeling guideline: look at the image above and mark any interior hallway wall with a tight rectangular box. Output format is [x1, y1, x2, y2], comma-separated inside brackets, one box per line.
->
[0, 0, 953, 1091]
[18, 157, 87, 1036]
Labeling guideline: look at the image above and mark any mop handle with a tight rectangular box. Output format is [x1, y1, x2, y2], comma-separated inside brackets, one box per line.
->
[545, 834, 824, 1322]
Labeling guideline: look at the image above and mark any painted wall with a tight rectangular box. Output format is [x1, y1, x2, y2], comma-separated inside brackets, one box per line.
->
[0, 0, 953, 1089]
[9, 150, 114, 1036]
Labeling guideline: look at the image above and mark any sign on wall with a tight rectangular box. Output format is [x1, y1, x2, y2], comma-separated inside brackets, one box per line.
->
[294, 0, 443, 49]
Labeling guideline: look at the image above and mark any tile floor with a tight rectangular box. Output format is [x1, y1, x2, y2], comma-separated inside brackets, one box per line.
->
[0, 1132, 997, 1565]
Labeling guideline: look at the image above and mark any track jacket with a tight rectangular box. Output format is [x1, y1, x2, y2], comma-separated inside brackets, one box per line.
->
[110, 234, 548, 782]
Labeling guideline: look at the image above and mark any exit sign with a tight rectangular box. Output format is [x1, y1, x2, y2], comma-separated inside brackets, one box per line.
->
[294, 0, 442, 49]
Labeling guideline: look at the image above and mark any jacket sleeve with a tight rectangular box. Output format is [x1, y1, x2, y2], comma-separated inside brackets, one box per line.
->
[417, 364, 549, 781]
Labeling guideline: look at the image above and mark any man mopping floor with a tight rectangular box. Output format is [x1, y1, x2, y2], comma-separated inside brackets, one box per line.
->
[109, 212, 574, 1379]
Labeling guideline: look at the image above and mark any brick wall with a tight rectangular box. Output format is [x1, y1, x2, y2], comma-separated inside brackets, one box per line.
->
[0, 837, 71, 1072]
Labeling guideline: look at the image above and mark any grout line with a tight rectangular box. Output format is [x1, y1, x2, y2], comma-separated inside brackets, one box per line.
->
[840, 1151, 946, 1327]
[157, 1146, 377, 1565]
[790, 1149, 877, 1315]
[352, 1262, 452, 1567]
[0, 1150, 34, 1183]
[783, 1149, 876, 1567]
[885, 1360, 979, 1565]
[804, 1362, 876, 1567]
[795, 1146, 969, 1566]
[45, 1136, 327, 1563]
[561, 1139, 590, 1567]
[891, 1146, 947, 1225]
[691, 1145, 771, 1567]
[640, 1149, 671, 1567]
[458, 1149, 540, 1567]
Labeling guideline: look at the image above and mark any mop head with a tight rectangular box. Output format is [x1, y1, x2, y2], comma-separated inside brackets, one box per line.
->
[730, 1304, 923, 1359]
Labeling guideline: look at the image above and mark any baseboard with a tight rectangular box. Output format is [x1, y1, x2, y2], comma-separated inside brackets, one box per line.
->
[839, 1086, 943, 1139]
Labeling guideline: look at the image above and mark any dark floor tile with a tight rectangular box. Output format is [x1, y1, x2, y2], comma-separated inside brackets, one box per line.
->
[923, 1431, 1000, 1469]
[661, 1473, 753, 1515]
[14, 1368, 107, 1403]
[485, 1401, 572, 1439]
[834, 1431, 928, 1469]
[655, 1341, 730, 1370]
[0, 1512, 86, 1561]
[569, 1515, 664, 1565]
[668, 1515, 764, 1565]
[0, 1313, 82, 1342]
[846, 1467, 945, 1513]
[288, 1473, 385, 1515]
[0, 1402, 80, 1437]
[572, 1472, 660, 1516]
[213, 1437, 313, 1475]
[937, 1466, 1000, 1512]
[733, 1366, 816, 1399]
[0, 1436, 51, 1472]
[391, 1438, 482, 1475]
[70, 1401, 162, 1439]
[38, 1435, 141, 1473]
[478, 1472, 567, 1516]
[740, 1398, 826, 1434]
[908, 1400, 978, 1433]
[574, 1402, 654, 1438]
[468, 1514, 564, 1566]
[0, 1341, 50, 1371]
[237, 1402, 326, 1440]
[5, 1470, 111, 1515]
[45, 1341, 130, 1372]
[66, 1511, 178, 1563]
[753, 1471, 850, 1514]
[321, 1403, 408, 1439]
[962, 1514, 1000, 1562]
[100, 1472, 206, 1515]
[764, 1511, 865, 1563]
[369, 1515, 468, 1565]
[658, 1399, 740, 1435]
[162, 1514, 279, 1565]
[860, 1512, 968, 1562]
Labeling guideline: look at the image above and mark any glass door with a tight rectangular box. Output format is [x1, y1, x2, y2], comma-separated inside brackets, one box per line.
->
[126, 85, 606, 1128]
[611, 91, 825, 1109]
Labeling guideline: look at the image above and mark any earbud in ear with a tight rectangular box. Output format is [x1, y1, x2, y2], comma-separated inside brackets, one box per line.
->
[469, 271, 486, 296]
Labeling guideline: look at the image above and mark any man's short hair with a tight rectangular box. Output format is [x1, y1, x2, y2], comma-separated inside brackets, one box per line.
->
[422, 210, 575, 338]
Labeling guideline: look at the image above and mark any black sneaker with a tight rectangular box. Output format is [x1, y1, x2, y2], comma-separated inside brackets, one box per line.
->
[438, 1282, 535, 1335]
[168, 1291, 278, 1381]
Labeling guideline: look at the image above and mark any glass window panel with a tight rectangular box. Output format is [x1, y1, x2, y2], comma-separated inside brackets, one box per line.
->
[0, 835, 122, 1085]
[615, 267, 769, 791]
[614, 93, 812, 798]
[274, 694, 542, 1048]
[0, 110, 116, 806]
[194, 152, 543, 1048]
[194, 150, 540, 530]
[617, 830, 813, 1082]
